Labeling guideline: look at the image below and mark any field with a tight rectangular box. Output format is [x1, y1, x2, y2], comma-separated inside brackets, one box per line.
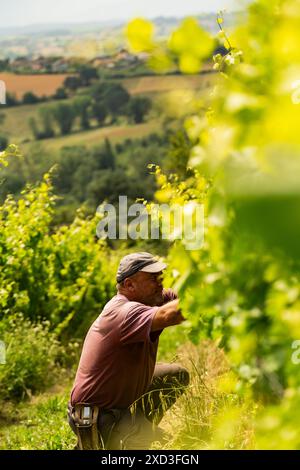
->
[0, 72, 70, 100]
[28, 120, 161, 151]
[0, 73, 214, 151]
[122, 73, 213, 95]
[0, 72, 213, 102]
[0, 99, 161, 150]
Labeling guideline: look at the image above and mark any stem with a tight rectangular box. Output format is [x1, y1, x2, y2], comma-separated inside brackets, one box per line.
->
[217, 17, 233, 52]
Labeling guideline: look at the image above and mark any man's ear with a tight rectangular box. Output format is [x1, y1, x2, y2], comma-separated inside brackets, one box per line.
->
[123, 277, 134, 291]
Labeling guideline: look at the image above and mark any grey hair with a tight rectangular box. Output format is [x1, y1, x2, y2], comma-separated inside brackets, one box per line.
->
[116, 280, 125, 291]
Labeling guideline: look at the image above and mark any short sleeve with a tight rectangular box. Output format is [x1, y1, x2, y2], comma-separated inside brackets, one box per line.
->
[120, 303, 159, 345]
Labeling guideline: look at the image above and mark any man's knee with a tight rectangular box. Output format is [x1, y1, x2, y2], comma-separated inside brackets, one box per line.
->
[177, 367, 190, 387]
[156, 363, 190, 389]
[173, 366, 190, 390]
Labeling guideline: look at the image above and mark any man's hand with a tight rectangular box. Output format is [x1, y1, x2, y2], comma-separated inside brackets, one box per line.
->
[151, 299, 185, 331]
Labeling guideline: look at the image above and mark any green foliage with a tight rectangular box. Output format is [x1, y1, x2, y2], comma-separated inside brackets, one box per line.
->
[29, 106, 55, 140]
[52, 102, 76, 135]
[91, 100, 108, 125]
[0, 135, 8, 151]
[22, 92, 40, 105]
[0, 315, 64, 400]
[0, 392, 76, 449]
[0, 134, 169, 224]
[25, 80, 154, 141]
[127, 0, 300, 449]
[73, 95, 92, 130]
[63, 75, 81, 91]
[126, 96, 152, 123]
[5, 92, 19, 107]
[90, 82, 130, 119]
[53, 87, 68, 100]
[78, 66, 98, 86]
[0, 172, 116, 337]
[165, 129, 193, 178]
[0, 144, 20, 167]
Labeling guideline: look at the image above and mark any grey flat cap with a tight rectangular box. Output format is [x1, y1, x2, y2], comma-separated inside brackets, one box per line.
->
[116, 252, 167, 283]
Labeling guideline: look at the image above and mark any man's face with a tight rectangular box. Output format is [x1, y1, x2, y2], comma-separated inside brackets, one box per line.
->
[126, 271, 164, 306]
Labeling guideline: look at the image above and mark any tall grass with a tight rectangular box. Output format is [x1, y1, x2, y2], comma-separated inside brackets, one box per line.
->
[155, 341, 255, 450]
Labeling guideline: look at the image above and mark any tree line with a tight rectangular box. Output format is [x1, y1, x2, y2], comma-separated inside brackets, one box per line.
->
[28, 81, 152, 140]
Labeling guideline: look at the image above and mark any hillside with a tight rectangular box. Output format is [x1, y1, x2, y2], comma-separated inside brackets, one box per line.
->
[0, 13, 240, 59]
[0, 73, 214, 148]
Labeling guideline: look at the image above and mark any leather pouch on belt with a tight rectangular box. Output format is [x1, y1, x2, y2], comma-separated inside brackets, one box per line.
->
[71, 403, 102, 450]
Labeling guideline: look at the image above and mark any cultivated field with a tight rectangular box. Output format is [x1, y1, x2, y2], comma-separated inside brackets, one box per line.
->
[0, 72, 214, 102]
[0, 72, 70, 99]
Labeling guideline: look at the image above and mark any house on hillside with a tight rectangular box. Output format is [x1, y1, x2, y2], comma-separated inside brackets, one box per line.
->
[90, 55, 115, 69]
[114, 48, 137, 63]
[90, 48, 143, 70]
[10, 57, 31, 72]
[52, 58, 69, 73]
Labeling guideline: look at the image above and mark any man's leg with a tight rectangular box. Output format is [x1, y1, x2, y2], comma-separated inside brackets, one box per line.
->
[105, 363, 189, 449]
[135, 362, 190, 425]
[67, 364, 189, 450]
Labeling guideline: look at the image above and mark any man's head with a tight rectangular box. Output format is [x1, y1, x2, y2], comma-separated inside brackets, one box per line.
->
[116, 252, 167, 306]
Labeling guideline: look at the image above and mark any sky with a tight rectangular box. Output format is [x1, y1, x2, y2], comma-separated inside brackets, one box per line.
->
[0, 0, 245, 28]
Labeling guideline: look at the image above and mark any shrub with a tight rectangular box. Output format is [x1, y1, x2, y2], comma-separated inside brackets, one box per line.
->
[0, 135, 8, 151]
[0, 173, 116, 338]
[0, 314, 64, 401]
[23, 92, 39, 105]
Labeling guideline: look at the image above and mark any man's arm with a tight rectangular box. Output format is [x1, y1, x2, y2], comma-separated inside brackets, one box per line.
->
[151, 299, 185, 331]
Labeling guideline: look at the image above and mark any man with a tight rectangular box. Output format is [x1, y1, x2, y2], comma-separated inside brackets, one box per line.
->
[68, 252, 189, 450]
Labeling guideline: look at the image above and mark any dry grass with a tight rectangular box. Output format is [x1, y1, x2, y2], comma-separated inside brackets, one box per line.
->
[154, 340, 256, 450]
[23, 120, 161, 152]
[122, 74, 213, 95]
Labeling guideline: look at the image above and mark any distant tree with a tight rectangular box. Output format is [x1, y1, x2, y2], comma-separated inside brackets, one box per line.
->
[54, 146, 86, 194]
[53, 87, 67, 100]
[79, 66, 98, 86]
[28, 117, 39, 140]
[90, 82, 130, 120]
[91, 101, 107, 126]
[63, 75, 81, 91]
[23, 91, 40, 104]
[52, 103, 76, 135]
[0, 134, 8, 151]
[5, 93, 18, 107]
[86, 168, 132, 205]
[102, 138, 116, 170]
[102, 83, 130, 119]
[0, 113, 6, 126]
[92, 139, 115, 170]
[38, 106, 55, 138]
[126, 96, 152, 123]
[73, 96, 91, 130]
[28, 106, 55, 140]
[0, 59, 9, 72]
[90, 82, 105, 101]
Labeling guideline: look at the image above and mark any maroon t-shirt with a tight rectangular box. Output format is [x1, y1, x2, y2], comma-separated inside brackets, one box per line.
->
[70, 288, 177, 409]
